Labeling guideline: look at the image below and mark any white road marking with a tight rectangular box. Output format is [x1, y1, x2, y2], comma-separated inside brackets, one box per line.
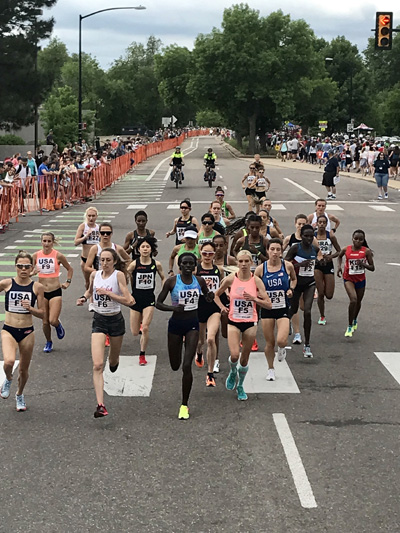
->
[271, 203, 286, 210]
[103, 355, 157, 396]
[126, 205, 148, 209]
[325, 204, 344, 211]
[273, 413, 318, 509]
[0, 361, 20, 383]
[314, 180, 321, 183]
[145, 154, 174, 181]
[163, 167, 172, 181]
[369, 205, 395, 212]
[14, 240, 26, 243]
[167, 204, 180, 209]
[375, 352, 400, 385]
[284, 178, 319, 199]
[387, 263, 400, 266]
[224, 185, 228, 190]
[93, 200, 399, 205]
[4, 246, 17, 249]
[245, 352, 300, 393]
[66, 254, 79, 258]
[0, 254, 5, 257]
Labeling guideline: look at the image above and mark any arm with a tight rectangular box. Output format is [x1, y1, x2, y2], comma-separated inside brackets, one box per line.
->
[123, 231, 134, 252]
[156, 277, 183, 312]
[58, 253, 73, 289]
[191, 217, 200, 232]
[364, 249, 375, 272]
[285, 244, 298, 263]
[226, 203, 236, 220]
[336, 247, 346, 278]
[285, 261, 297, 298]
[214, 274, 234, 313]
[272, 218, 284, 239]
[270, 226, 280, 239]
[28, 283, 45, 319]
[241, 174, 248, 188]
[84, 246, 97, 274]
[324, 234, 341, 261]
[116, 244, 131, 264]
[197, 276, 214, 302]
[166, 218, 178, 238]
[74, 223, 88, 247]
[233, 236, 245, 257]
[156, 261, 166, 285]
[328, 214, 340, 232]
[307, 214, 314, 226]
[168, 245, 179, 274]
[77, 271, 95, 305]
[246, 276, 272, 310]
[282, 235, 290, 252]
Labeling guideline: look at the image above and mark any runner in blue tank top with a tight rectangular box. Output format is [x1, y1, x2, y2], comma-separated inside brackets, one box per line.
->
[285, 225, 322, 358]
[156, 253, 213, 420]
[255, 239, 296, 381]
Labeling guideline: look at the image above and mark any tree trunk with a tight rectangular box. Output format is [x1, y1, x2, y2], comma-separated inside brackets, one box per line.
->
[258, 130, 267, 152]
[248, 113, 257, 154]
[236, 132, 243, 149]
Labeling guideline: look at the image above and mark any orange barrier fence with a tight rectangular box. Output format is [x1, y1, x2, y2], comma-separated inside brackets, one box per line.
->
[0, 130, 209, 232]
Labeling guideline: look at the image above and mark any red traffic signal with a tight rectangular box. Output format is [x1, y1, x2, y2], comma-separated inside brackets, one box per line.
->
[375, 12, 393, 50]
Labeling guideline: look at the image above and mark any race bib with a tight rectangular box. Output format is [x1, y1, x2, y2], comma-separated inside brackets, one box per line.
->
[136, 272, 154, 290]
[178, 289, 199, 311]
[251, 254, 258, 271]
[202, 275, 219, 293]
[257, 178, 266, 188]
[348, 259, 365, 275]
[232, 299, 254, 320]
[268, 290, 286, 309]
[86, 230, 100, 245]
[318, 239, 331, 255]
[8, 291, 31, 313]
[247, 176, 256, 185]
[299, 260, 315, 277]
[37, 257, 56, 274]
[177, 227, 186, 241]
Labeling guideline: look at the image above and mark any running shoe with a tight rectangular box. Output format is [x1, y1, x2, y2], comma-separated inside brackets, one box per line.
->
[303, 345, 313, 358]
[1, 378, 12, 399]
[105, 335, 110, 347]
[352, 319, 358, 331]
[226, 371, 237, 391]
[43, 341, 53, 353]
[195, 353, 204, 368]
[384, 193, 388, 199]
[345, 326, 353, 338]
[94, 404, 108, 418]
[326, 194, 332, 200]
[55, 321, 65, 340]
[237, 386, 248, 401]
[109, 361, 119, 373]
[139, 355, 147, 366]
[16, 394, 26, 412]
[251, 339, 259, 351]
[178, 405, 189, 420]
[377, 195, 382, 200]
[277, 347, 286, 362]
[206, 375, 216, 387]
[292, 333, 302, 345]
[318, 317, 327, 325]
[331, 194, 336, 199]
[213, 359, 220, 373]
[266, 368, 276, 381]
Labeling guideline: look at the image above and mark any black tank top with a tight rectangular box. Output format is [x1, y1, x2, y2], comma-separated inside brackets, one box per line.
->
[242, 235, 266, 270]
[196, 264, 220, 309]
[288, 233, 301, 247]
[131, 258, 156, 293]
[5, 279, 36, 314]
[130, 229, 151, 260]
[176, 216, 193, 245]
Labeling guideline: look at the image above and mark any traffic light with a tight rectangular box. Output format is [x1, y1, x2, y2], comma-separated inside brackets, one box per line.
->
[375, 12, 393, 50]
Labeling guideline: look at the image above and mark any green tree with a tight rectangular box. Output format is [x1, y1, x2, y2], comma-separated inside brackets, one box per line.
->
[0, 0, 57, 130]
[38, 37, 69, 94]
[154, 45, 197, 126]
[196, 110, 225, 127]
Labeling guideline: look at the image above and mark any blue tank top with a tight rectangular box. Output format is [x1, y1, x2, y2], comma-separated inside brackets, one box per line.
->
[5, 279, 36, 314]
[293, 243, 317, 281]
[261, 261, 290, 309]
[171, 274, 201, 311]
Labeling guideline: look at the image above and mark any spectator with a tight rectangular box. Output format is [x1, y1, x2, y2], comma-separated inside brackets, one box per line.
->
[26, 151, 38, 176]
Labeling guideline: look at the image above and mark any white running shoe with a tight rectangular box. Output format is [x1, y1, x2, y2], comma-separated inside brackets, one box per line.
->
[266, 368, 276, 381]
[292, 333, 302, 344]
[1, 378, 12, 399]
[277, 347, 286, 362]
[16, 394, 27, 411]
[384, 193, 388, 199]
[303, 345, 313, 358]
[213, 359, 220, 373]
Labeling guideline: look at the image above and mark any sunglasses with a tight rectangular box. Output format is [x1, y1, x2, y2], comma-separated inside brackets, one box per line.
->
[203, 221, 214, 225]
[249, 167, 255, 170]
[100, 231, 112, 236]
[216, 194, 224, 197]
[180, 206, 189, 209]
[201, 251, 215, 256]
[16, 264, 32, 270]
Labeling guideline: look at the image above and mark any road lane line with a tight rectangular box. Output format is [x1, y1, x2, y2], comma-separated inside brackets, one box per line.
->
[387, 263, 400, 266]
[374, 353, 400, 385]
[103, 355, 157, 396]
[145, 154, 172, 181]
[284, 178, 319, 199]
[369, 205, 395, 212]
[245, 353, 299, 393]
[273, 413, 318, 509]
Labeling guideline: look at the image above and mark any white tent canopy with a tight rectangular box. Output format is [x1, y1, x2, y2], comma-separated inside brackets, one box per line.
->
[354, 123, 374, 130]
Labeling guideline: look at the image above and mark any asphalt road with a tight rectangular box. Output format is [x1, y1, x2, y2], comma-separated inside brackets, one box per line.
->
[1, 136, 399, 533]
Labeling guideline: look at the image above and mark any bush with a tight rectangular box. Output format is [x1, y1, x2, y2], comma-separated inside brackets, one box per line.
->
[0, 134, 26, 145]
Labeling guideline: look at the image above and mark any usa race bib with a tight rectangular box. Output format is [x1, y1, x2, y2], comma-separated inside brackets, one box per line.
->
[8, 291, 32, 313]
[178, 289, 200, 311]
[268, 290, 286, 309]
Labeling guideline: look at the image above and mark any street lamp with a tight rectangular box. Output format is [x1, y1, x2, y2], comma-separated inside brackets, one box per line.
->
[78, 5, 146, 144]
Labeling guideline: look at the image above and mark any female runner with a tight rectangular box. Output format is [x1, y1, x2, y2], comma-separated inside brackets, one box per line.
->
[241, 164, 257, 212]
[314, 215, 341, 325]
[285, 225, 322, 358]
[198, 213, 220, 245]
[261, 199, 284, 239]
[33, 232, 73, 353]
[85, 223, 131, 274]
[233, 214, 269, 272]
[253, 169, 271, 213]
[214, 250, 271, 401]
[156, 253, 211, 420]
[214, 187, 236, 219]
[337, 230, 375, 337]
[127, 237, 165, 366]
[210, 201, 230, 230]
[259, 209, 280, 240]
[74, 207, 100, 289]
[0, 251, 45, 411]
[166, 199, 200, 245]
[255, 239, 296, 381]
[169, 226, 201, 276]
[123, 210, 156, 260]
[195, 242, 222, 387]
[77, 248, 134, 418]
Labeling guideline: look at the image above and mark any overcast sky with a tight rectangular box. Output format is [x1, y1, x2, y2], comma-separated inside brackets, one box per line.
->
[42, 0, 400, 69]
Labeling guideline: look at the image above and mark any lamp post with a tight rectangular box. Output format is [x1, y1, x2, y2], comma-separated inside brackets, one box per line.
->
[78, 5, 146, 145]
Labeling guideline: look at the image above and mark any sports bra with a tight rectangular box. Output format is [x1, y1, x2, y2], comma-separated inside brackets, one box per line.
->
[36, 249, 60, 278]
[5, 279, 36, 314]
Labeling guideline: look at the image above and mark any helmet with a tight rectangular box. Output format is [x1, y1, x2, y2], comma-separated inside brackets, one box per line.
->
[208, 148, 213, 152]
[175, 146, 181, 150]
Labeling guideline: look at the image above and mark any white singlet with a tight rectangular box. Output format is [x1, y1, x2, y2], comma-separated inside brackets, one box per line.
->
[93, 270, 121, 314]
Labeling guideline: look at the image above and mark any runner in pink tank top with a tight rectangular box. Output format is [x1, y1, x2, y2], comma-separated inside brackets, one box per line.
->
[214, 250, 271, 401]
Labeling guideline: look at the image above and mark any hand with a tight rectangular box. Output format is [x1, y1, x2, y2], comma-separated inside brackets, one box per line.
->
[174, 304, 185, 313]
[168, 270, 174, 277]
[21, 300, 31, 311]
[220, 306, 229, 315]
[337, 268, 342, 278]
[205, 292, 214, 303]
[128, 296, 135, 306]
[286, 289, 293, 299]
[76, 297, 86, 306]
[61, 282, 70, 290]
[243, 291, 254, 302]
[166, 232, 170, 238]
[248, 245, 258, 254]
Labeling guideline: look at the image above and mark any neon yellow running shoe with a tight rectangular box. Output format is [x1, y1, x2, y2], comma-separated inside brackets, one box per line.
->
[344, 326, 353, 338]
[352, 319, 358, 331]
[178, 405, 189, 420]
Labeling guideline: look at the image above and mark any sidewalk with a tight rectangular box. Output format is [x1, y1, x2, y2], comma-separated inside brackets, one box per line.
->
[222, 141, 400, 192]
